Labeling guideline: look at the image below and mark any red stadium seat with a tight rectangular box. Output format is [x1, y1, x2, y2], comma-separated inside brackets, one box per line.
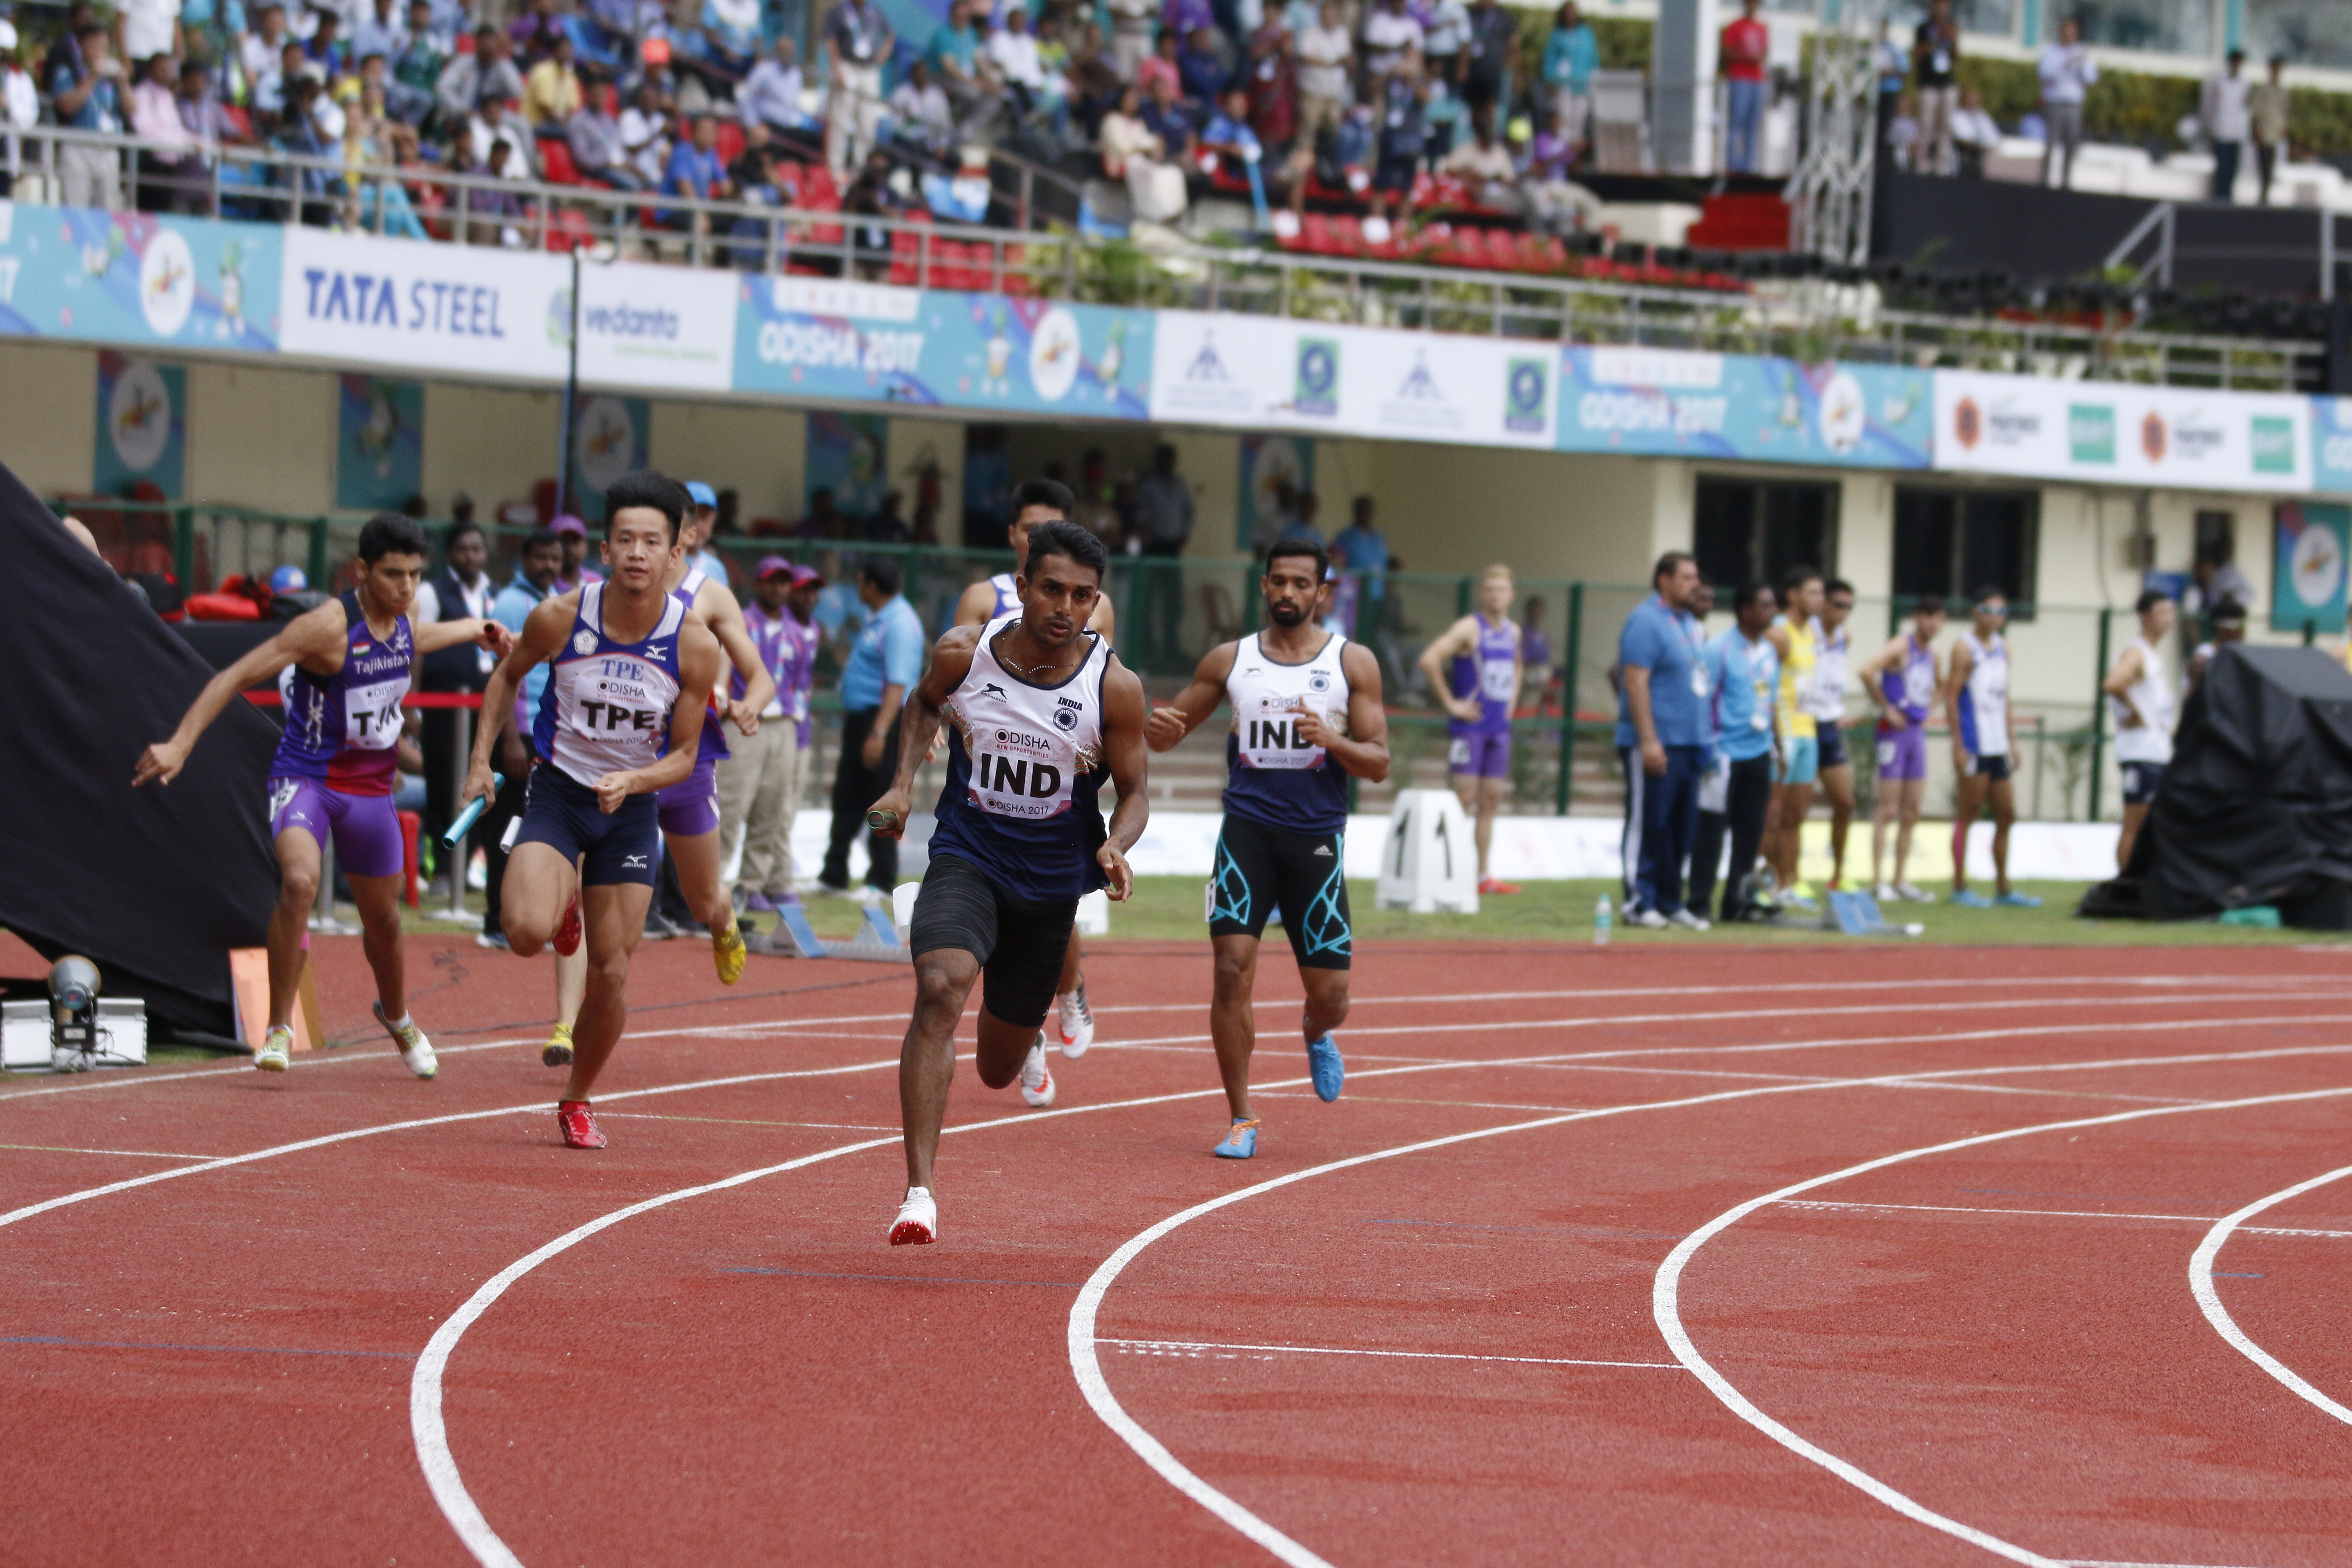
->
[538, 137, 582, 185]
[714, 120, 746, 166]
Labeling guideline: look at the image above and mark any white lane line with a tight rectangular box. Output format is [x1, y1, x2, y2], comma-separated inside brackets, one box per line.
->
[1654, 1086, 2352, 1568]
[2190, 1166, 2352, 1429]
[1093, 975, 2328, 1014]
[1099, 1338, 1681, 1370]
[1787, 1200, 2352, 1239]
[0, 1142, 217, 1160]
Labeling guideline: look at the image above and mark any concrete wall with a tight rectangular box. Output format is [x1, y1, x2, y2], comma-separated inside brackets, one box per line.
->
[187, 360, 337, 514]
[0, 340, 97, 496]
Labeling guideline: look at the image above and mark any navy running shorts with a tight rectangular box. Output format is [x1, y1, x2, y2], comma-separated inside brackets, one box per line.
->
[908, 851, 1075, 1030]
[1208, 812, 1351, 971]
[514, 763, 662, 887]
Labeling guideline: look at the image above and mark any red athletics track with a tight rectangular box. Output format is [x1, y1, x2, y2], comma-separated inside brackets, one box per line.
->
[3, 935, 2351, 1567]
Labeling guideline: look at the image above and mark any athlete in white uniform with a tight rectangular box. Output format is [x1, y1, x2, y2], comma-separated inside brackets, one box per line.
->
[1148, 538, 1391, 1158]
[1805, 580, 1858, 890]
[461, 471, 725, 1150]
[2102, 588, 2177, 871]
[873, 521, 1150, 1245]
[1945, 587, 2037, 908]
[952, 478, 1117, 1058]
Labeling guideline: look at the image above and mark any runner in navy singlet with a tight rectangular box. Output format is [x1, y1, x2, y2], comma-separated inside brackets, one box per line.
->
[868, 521, 1150, 1246]
[1415, 564, 1522, 895]
[460, 471, 724, 1151]
[952, 478, 1119, 1058]
[1147, 538, 1391, 1160]
[135, 514, 512, 1076]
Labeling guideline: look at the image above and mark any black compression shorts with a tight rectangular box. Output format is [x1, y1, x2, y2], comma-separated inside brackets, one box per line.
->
[907, 851, 1075, 1030]
[1208, 812, 1351, 971]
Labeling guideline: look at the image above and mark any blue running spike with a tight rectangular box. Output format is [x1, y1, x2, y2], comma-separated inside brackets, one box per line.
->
[1213, 1119, 1259, 1158]
[1307, 1034, 1344, 1102]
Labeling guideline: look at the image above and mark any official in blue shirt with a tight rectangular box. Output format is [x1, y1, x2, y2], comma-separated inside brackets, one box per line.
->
[1614, 551, 1709, 925]
[822, 556, 926, 894]
[1689, 580, 1781, 924]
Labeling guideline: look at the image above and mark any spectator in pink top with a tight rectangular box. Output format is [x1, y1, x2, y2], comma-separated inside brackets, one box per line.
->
[1718, 0, 1768, 173]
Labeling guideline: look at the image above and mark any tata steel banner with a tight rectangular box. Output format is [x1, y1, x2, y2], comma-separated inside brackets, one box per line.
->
[734, 276, 1153, 418]
[1935, 369, 2312, 493]
[276, 228, 734, 390]
[0, 204, 279, 354]
[1148, 309, 1559, 447]
[1556, 346, 1933, 467]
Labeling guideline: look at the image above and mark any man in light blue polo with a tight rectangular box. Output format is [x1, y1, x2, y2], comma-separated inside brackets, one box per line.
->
[1614, 551, 1710, 929]
[820, 555, 926, 898]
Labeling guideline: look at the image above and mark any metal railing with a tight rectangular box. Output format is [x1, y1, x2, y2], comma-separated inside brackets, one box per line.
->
[9, 122, 2328, 390]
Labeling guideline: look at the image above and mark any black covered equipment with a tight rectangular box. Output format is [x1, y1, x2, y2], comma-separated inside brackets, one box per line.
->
[2142, 644, 2352, 927]
[0, 460, 279, 1033]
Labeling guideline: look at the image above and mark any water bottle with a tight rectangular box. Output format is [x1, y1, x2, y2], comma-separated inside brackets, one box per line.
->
[1594, 894, 1613, 946]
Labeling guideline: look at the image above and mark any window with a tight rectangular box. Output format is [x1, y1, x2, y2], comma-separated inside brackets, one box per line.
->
[1694, 476, 1840, 594]
[2056, 0, 2211, 55]
[2246, 0, 2352, 69]
[1893, 486, 2040, 614]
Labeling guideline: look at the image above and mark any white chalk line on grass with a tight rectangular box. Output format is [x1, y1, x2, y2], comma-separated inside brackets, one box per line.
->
[1654, 1086, 2352, 1568]
[1098, 1338, 1681, 1370]
[2190, 1166, 2352, 1429]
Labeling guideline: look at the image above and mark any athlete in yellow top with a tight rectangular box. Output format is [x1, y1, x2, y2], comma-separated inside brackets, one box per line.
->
[1763, 567, 1824, 905]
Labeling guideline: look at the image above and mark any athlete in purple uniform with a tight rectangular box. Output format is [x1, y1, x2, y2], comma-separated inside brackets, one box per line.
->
[135, 514, 512, 1075]
[1416, 565, 1524, 894]
[1857, 595, 1946, 901]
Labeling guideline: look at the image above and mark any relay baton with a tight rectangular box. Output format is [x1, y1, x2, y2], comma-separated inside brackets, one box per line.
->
[442, 773, 505, 847]
[866, 807, 902, 835]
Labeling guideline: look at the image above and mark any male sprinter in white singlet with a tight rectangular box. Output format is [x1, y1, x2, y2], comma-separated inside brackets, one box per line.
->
[953, 478, 1117, 1057]
[1147, 538, 1390, 1158]
[1807, 579, 1858, 890]
[1945, 586, 2038, 909]
[871, 521, 1149, 1245]
[461, 471, 724, 1150]
[2101, 588, 2176, 871]
[136, 513, 512, 1075]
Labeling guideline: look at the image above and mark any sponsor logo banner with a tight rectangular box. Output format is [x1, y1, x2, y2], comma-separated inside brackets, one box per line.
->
[1937, 369, 2312, 491]
[735, 278, 1151, 416]
[0, 204, 279, 352]
[2309, 398, 2352, 496]
[1558, 346, 1932, 467]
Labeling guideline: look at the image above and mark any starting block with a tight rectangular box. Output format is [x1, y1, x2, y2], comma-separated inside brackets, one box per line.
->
[1822, 890, 1922, 937]
[746, 897, 910, 962]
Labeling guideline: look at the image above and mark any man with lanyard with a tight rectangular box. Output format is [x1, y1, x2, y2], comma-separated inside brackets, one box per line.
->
[718, 557, 823, 916]
[1857, 594, 1945, 902]
[821, 558, 925, 900]
[135, 514, 512, 1075]
[1807, 578, 1858, 892]
[1417, 564, 1523, 896]
[1148, 538, 1389, 1158]
[634, 509, 773, 977]
[2101, 588, 2177, 871]
[1762, 567, 1822, 907]
[868, 522, 1149, 1245]
[824, 0, 891, 178]
[461, 471, 724, 1150]
[1690, 581, 1778, 924]
[1946, 587, 2039, 908]
[1614, 552, 1710, 929]
[416, 519, 496, 870]
[954, 477, 1117, 1056]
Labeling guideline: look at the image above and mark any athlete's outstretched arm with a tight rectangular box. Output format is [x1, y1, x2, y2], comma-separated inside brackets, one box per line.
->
[605, 618, 723, 812]
[412, 615, 515, 661]
[461, 596, 573, 813]
[1414, 614, 1482, 723]
[866, 625, 981, 839]
[1296, 641, 1390, 783]
[698, 580, 778, 734]
[1096, 656, 1151, 900]
[1142, 642, 1237, 753]
[132, 599, 349, 787]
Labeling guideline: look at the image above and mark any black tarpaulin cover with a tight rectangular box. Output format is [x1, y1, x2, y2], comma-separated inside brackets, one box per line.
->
[0, 460, 279, 1032]
[2144, 643, 2352, 923]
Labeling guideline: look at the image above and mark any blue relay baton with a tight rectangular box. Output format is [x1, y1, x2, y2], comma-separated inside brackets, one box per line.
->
[441, 772, 504, 848]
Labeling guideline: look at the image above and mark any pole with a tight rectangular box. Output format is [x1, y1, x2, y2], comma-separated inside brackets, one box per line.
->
[2087, 606, 2111, 823]
[555, 247, 581, 521]
[1555, 582, 1583, 816]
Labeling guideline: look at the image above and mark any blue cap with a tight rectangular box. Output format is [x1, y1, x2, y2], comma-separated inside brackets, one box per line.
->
[685, 481, 717, 508]
[270, 564, 308, 594]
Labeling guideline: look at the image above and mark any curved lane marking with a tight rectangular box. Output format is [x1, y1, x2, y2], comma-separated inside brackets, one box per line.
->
[2190, 1164, 2352, 1427]
[1654, 1087, 2352, 1568]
